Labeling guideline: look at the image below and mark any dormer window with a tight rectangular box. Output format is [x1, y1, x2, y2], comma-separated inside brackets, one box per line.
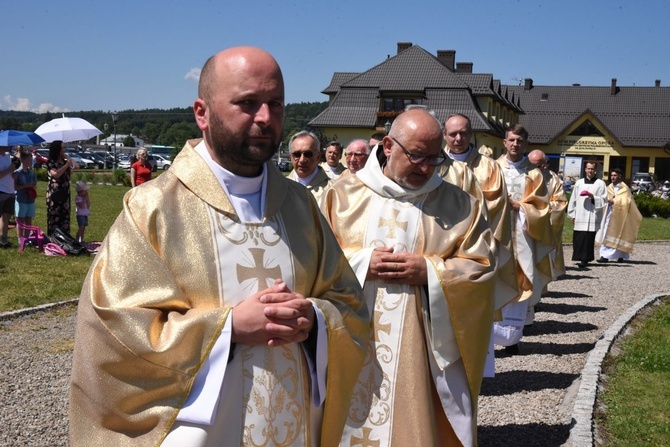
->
[541, 93, 549, 101]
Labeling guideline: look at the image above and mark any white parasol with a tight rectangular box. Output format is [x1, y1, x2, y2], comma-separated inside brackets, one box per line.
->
[35, 115, 102, 143]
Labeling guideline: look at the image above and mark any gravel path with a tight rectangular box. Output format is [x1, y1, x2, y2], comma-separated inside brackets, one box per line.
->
[1, 242, 669, 447]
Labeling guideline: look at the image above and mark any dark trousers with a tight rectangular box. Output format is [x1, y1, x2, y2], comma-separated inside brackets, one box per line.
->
[572, 230, 596, 262]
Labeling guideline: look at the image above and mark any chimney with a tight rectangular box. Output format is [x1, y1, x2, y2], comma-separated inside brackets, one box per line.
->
[437, 50, 455, 71]
[524, 78, 533, 91]
[655, 79, 661, 87]
[611, 78, 618, 95]
[397, 42, 412, 54]
[456, 62, 473, 73]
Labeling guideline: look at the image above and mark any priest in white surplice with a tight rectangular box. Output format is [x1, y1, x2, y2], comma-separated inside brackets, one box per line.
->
[69, 47, 368, 447]
[321, 108, 496, 447]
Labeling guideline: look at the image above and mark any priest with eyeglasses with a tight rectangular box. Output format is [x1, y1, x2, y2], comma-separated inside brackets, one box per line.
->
[321, 108, 496, 447]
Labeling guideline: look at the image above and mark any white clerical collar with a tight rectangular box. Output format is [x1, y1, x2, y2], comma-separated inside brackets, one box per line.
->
[194, 140, 267, 221]
[295, 167, 320, 186]
[447, 145, 472, 162]
[505, 155, 527, 169]
[356, 144, 443, 200]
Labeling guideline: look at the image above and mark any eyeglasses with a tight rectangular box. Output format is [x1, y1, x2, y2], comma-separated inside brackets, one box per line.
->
[390, 137, 446, 166]
[291, 151, 315, 159]
[344, 152, 367, 160]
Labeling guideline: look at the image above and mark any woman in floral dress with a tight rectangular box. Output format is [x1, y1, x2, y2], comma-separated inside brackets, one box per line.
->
[46, 140, 78, 235]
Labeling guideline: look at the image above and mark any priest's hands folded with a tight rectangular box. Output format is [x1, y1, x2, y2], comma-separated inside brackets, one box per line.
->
[367, 247, 428, 285]
[231, 279, 315, 347]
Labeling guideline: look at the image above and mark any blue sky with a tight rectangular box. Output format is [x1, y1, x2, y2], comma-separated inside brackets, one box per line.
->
[2, 0, 668, 114]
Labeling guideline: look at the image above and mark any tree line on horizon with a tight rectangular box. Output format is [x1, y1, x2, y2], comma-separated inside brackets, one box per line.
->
[0, 101, 328, 150]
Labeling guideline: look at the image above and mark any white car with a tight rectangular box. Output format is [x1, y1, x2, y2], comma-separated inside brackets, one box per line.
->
[148, 154, 171, 171]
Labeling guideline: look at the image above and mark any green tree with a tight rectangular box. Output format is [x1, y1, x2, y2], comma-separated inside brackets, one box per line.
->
[123, 135, 136, 147]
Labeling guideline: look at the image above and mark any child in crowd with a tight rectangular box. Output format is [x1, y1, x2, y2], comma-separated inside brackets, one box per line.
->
[74, 181, 90, 244]
[13, 148, 37, 239]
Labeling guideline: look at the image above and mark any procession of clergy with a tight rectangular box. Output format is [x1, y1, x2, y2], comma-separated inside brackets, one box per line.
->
[68, 46, 642, 447]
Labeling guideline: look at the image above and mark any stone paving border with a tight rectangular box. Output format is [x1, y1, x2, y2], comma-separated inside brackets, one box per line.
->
[0, 298, 79, 321]
[568, 291, 670, 447]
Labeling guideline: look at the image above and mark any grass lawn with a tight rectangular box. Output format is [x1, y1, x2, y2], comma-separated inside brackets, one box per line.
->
[0, 183, 130, 311]
[596, 297, 670, 446]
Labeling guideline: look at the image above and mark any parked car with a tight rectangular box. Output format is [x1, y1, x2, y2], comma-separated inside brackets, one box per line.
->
[147, 154, 171, 171]
[276, 158, 292, 172]
[631, 172, 656, 192]
[118, 159, 132, 171]
[66, 152, 95, 169]
[32, 150, 49, 168]
[84, 152, 110, 169]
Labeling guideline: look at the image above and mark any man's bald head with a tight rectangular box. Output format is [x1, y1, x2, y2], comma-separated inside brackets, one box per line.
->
[528, 149, 547, 168]
[389, 108, 443, 143]
[193, 46, 285, 176]
[198, 47, 284, 104]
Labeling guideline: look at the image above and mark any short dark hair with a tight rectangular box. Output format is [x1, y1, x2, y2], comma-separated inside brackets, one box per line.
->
[48, 140, 64, 162]
[611, 168, 622, 176]
[506, 124, 528, 140]
[198, 55, 217, 103]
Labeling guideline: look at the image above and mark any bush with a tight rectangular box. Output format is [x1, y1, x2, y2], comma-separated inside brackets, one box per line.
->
[112, 169, 128, 186]
[635, 194, 670, 218]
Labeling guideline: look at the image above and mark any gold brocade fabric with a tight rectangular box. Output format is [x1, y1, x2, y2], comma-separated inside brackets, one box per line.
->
[601, 182, 642, 254]
[69, 140, 369, 447]
[441, 151, 519, 311]
[321, 158, 496, 447]
[287, 167, 332, 203]
[497, 156, 553, 303]
[546, 170, 568, 277]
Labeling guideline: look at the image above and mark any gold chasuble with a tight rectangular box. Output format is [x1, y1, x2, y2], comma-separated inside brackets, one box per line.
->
[69, 140, 368, 447]
[496, 156, 553, 306]
[321, 148, 496, 447]
[287, 167, 332, 203]
[598, 181, 641, 254]
[440, 150, 518, 311]
[546, 170, 568, 278]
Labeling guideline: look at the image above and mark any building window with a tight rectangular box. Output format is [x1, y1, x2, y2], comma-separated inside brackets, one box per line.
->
[383, 97, 424, 112]
[570, 120, 603, 137]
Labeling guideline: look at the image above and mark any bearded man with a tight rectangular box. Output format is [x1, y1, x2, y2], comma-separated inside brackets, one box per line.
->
[69, 47, 368, 447]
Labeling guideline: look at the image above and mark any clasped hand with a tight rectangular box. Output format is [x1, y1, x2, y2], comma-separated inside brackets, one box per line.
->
[367, 247, 428, 285]
[231, 280, 315, 347]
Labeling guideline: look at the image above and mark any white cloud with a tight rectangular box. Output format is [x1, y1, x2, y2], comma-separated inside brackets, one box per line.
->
[2, 95, 69, 113]
[184, 68, 201, 82]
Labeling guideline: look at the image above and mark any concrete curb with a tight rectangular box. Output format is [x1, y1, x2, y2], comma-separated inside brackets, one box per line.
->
[0, 298, 79, 321]
[568, 291, 669, 447]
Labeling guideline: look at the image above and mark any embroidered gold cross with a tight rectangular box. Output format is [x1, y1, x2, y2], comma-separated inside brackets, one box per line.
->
[351, 428, 380, 447]
[236, 248, 281, 292]
[372, 311, 392, 342]
[378, 208, 407, 239]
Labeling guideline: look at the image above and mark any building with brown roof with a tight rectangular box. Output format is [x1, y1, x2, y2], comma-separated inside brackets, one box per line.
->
[311, 42, 670, 181]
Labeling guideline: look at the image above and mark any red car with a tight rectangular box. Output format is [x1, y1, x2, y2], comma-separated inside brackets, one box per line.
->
[33, 149, 49, 168]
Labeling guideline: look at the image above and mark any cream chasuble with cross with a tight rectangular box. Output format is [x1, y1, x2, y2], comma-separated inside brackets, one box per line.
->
[69, 140, 368, 447]
[321, 147, 496, 447]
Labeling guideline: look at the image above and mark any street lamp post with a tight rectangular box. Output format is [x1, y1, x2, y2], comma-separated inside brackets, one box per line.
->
[103, 123, 109, 168]
[111, 112, 118, 169]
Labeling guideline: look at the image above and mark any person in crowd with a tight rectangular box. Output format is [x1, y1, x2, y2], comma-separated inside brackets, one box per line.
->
[286, 130, 331, 202]
[440, 113, 518, 375]
[368, 132, 386, 149]
[0, 145, 16, 248]
[320, 140, 346, 179]
[596, 168, 642, 263]
[441, 114, 518, 309]
[528, 149, 568, 280]
[13, 148, 38, 238]
[494, 125, 552, 353]
[46, 140, 78, 236]
[130, 147, 152, 187]
[567, 161, 608, 269]
[321, 108, 496, 447]
[343, 139, 371, 175]
[74, 181, 90, 244]
[69, 46, 368, 447]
